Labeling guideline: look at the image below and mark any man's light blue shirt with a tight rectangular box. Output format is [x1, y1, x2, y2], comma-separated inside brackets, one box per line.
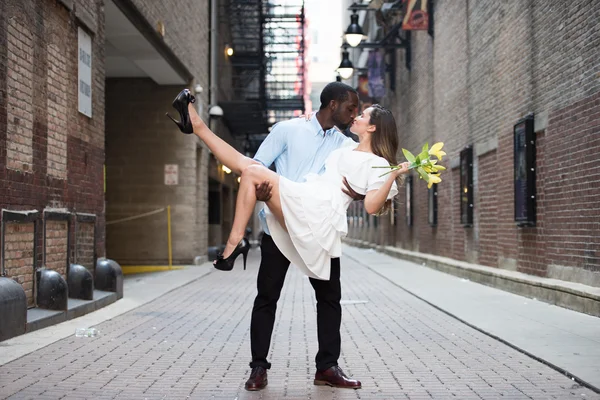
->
[254, 115, 355, 235]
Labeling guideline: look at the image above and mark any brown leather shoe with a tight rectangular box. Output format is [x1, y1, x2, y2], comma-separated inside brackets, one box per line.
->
[314, 366, 361, 389]
[245, 366, 268, 391]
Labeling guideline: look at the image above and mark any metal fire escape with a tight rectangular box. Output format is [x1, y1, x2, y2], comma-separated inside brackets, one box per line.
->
[220, 0, 305, 156]
[263, 1, 306, 125]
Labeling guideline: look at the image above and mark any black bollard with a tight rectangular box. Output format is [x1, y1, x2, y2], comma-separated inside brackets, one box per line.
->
[0, 277, 27, 341]
[68, 264, 94, 300]
[95, 258, 123, 299]
[37, 269, 68, 311]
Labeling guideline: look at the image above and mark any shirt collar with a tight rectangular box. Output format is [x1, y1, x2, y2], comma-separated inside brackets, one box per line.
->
[311, 112, 338, 136]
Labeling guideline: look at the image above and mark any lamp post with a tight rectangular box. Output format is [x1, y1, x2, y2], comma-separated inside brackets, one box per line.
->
[336, 2, 413, 83]
[336, 46, 354, 80]
[344, 11, 364, 47]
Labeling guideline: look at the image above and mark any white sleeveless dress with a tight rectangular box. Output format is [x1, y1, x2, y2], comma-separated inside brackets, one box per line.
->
[264, 144, 398, 280]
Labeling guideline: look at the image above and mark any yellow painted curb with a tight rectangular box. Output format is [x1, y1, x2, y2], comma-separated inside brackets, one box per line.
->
[121, 266, 185, 275]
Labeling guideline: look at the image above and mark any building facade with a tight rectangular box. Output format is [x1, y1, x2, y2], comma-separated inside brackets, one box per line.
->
[0, 0, 244, 309]
[344, 0, 600, 288]
[104, 0, 213, 266]
[1, 0, 106, 306]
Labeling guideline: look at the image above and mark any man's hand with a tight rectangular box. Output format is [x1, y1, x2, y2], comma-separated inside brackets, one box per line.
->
[342, 177, 365, 201]
[255, 180, 273, 202]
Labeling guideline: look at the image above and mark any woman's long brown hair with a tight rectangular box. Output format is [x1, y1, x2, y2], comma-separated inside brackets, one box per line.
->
[368, 104, 400, 215]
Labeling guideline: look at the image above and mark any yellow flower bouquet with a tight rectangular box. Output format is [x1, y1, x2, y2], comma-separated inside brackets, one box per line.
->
[374, 142, 447, 188]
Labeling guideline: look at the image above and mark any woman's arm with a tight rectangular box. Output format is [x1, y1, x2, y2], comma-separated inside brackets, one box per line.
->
[189, 104, 256, 175]
[363, 162, 409, 214]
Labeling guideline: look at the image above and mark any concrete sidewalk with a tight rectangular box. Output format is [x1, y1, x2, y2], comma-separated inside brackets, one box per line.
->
[342, 245, 600, 391]
[0, 266, 212, 367]
[0, 247, 598, 399]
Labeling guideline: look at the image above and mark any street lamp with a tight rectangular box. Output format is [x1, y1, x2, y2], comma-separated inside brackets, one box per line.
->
[344, 11, 364, 47]
[337, 47, 354, 79]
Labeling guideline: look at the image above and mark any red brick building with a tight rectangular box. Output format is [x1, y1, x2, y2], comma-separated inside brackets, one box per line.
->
[0, 0, 241, 314]
[346, 0, 600, 289]
[1, 0, 106, 307]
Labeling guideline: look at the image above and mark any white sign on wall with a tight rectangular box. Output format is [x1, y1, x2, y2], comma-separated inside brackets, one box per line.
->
[78, 27, 92, 117]
[164, 164, 178, 185]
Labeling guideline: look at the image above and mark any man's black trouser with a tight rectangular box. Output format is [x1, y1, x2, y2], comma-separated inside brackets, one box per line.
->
[249, 234, 341, 371]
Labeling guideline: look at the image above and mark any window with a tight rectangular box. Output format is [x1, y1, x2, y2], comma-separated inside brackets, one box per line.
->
[405, 175, 413, 226]
[428, 183, 437, 227]
[460, 146, 473, 227]
[514, 114, 536, 227]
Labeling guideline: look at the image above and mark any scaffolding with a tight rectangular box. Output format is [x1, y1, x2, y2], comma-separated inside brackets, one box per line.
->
[220, 0, 306, 155]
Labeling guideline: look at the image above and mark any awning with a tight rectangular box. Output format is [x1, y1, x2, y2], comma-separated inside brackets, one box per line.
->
[104, 0, 192, 85]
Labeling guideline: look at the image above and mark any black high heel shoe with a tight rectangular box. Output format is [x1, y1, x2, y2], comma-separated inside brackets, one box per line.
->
[166, 89, 196, 134]
[214, 238, 250, 271]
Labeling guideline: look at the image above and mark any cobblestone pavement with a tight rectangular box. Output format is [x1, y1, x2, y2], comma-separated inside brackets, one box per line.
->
[1, 250, 598, 400]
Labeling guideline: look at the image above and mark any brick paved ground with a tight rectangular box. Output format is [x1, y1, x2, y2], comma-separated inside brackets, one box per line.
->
[1, 250, 598, 400]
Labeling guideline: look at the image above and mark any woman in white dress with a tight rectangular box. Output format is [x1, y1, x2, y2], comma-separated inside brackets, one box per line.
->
[167, 89, 409, 280]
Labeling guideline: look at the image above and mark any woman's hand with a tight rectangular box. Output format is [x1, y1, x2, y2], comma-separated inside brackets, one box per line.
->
[298, 111, 315, 121]
[391, 162, 410, 178]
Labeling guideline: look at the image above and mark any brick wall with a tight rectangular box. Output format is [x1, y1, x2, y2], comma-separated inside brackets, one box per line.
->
[349, 0, 600, 286]
[75, 222, 95, 270]
[45, 220, 68, 278]
[543, 93, 600, 275]
[0, 0, 105, 300]
[46, 43, 69, 180]
[477, 150, 499, 268]
[3, 223, 35, 307]
[6, 18, 34, 172]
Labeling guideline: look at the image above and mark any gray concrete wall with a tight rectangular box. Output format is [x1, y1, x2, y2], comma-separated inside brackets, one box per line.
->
[103, 0, 244, 265]
[105, 79, 204, 265]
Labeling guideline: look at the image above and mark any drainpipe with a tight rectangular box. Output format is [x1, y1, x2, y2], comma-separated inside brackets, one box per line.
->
[210, 0, 218, 109]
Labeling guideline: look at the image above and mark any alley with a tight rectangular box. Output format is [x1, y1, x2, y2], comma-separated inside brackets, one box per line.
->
[1, 249, 598, 400]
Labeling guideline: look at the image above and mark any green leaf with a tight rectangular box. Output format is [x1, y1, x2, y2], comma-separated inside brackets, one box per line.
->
[417, 167, 430, 182]
[422, 142, 429, 154]
[418, 149, 430, 162]
[402, 148, 416, 163]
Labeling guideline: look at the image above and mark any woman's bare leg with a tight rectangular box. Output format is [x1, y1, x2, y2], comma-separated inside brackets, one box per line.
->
[187, 104, 257, 175]
[184, 103, 281, 260]
[221, 164, 285, 259]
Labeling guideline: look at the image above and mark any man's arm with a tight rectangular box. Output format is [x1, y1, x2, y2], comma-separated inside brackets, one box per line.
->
[253, 123, 287, 201]
[253, 123, 287, 168]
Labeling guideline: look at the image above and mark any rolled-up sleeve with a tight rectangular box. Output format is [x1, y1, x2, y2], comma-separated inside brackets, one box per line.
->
[253, 123, 287, 167]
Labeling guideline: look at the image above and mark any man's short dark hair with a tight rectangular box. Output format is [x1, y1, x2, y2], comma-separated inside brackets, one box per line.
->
[319, 82, 357, 110]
